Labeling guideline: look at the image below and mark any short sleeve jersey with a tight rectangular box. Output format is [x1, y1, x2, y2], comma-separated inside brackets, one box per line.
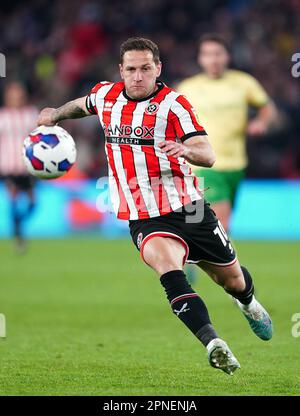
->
[86, 80, 207, 220]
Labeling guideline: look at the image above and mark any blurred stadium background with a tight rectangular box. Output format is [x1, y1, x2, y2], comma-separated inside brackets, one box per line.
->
[1, 0, 300, 238]
[0, 0, 300, 396]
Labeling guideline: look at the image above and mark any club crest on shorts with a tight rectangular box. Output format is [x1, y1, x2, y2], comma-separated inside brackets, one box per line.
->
[137, 232, 143, 249]
[145, 102, 159, 115]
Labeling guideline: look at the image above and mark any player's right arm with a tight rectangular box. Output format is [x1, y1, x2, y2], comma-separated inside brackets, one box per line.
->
[37, 96, 90, 126]
[159, 94, 215, 167]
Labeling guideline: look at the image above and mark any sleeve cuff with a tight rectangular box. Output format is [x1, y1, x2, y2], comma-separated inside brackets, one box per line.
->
[181, 130, 207, 142]
[86, 96, 97, 115]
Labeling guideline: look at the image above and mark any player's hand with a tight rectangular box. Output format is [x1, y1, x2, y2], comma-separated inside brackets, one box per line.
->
[158, 141, 189, 158]
[37, 108, 57, 126]
[247, 119, 267, 137]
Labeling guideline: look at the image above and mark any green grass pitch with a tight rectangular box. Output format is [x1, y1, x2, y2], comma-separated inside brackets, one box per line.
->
[0, 239, 299, 396]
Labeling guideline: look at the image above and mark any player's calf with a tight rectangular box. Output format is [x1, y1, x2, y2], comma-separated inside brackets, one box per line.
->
[225, 266, 273, 341]
[224, 266, 254, 305]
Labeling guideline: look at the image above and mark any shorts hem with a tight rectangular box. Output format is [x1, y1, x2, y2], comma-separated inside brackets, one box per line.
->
[198, 257, 237, 267]
[186, 257, 237, 266]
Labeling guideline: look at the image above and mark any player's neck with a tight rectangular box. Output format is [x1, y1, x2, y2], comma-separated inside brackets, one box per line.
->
[145, 84, 159, 99]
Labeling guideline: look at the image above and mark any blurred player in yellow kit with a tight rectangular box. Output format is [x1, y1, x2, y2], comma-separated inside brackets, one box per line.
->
[177, 33, 277, 232]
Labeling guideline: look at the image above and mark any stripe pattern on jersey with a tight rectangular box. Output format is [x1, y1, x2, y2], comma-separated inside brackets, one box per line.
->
[88, 81, 207, 220]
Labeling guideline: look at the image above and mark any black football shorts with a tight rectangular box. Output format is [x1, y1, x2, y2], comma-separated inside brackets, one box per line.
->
[129, 200, 237, 267]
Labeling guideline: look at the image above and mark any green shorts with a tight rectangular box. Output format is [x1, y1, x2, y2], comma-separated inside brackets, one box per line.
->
[193, 168, 245, 206]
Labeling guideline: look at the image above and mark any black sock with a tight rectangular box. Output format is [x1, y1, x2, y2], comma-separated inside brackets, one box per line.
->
[160, 270, 218, 347]
[226, 266, 254, 305]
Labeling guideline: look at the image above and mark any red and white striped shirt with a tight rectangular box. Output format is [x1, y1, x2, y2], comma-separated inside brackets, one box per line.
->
[86, 81, 207, 220]
[0, 106, 39, 175]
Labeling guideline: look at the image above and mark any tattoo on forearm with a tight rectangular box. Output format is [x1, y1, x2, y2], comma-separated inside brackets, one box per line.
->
[55, 101, 87, 122]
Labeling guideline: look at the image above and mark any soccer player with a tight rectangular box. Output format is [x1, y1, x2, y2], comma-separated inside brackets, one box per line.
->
[0, 82, 38, 251]
[177, 33, 278, 232]
[37, 37, 273, 375]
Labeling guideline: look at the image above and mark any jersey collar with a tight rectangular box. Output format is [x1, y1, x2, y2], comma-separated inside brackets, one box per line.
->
[122, 80, 164, 102]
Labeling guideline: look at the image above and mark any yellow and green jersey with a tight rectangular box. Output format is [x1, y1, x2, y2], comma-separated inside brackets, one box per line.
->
[177, 70, 269, 170]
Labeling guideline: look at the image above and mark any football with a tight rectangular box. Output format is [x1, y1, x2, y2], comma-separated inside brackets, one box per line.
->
[23, 125, 77, 179]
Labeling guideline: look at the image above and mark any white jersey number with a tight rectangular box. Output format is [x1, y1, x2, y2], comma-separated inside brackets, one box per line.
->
[213, 221, 233, 253]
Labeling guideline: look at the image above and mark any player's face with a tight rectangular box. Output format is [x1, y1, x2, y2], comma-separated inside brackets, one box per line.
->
[120, 50, 162, 99]
[198, 41, 229, 78]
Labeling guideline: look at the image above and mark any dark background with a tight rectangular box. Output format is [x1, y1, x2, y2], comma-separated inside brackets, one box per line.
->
[1, 0, 300, 179]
